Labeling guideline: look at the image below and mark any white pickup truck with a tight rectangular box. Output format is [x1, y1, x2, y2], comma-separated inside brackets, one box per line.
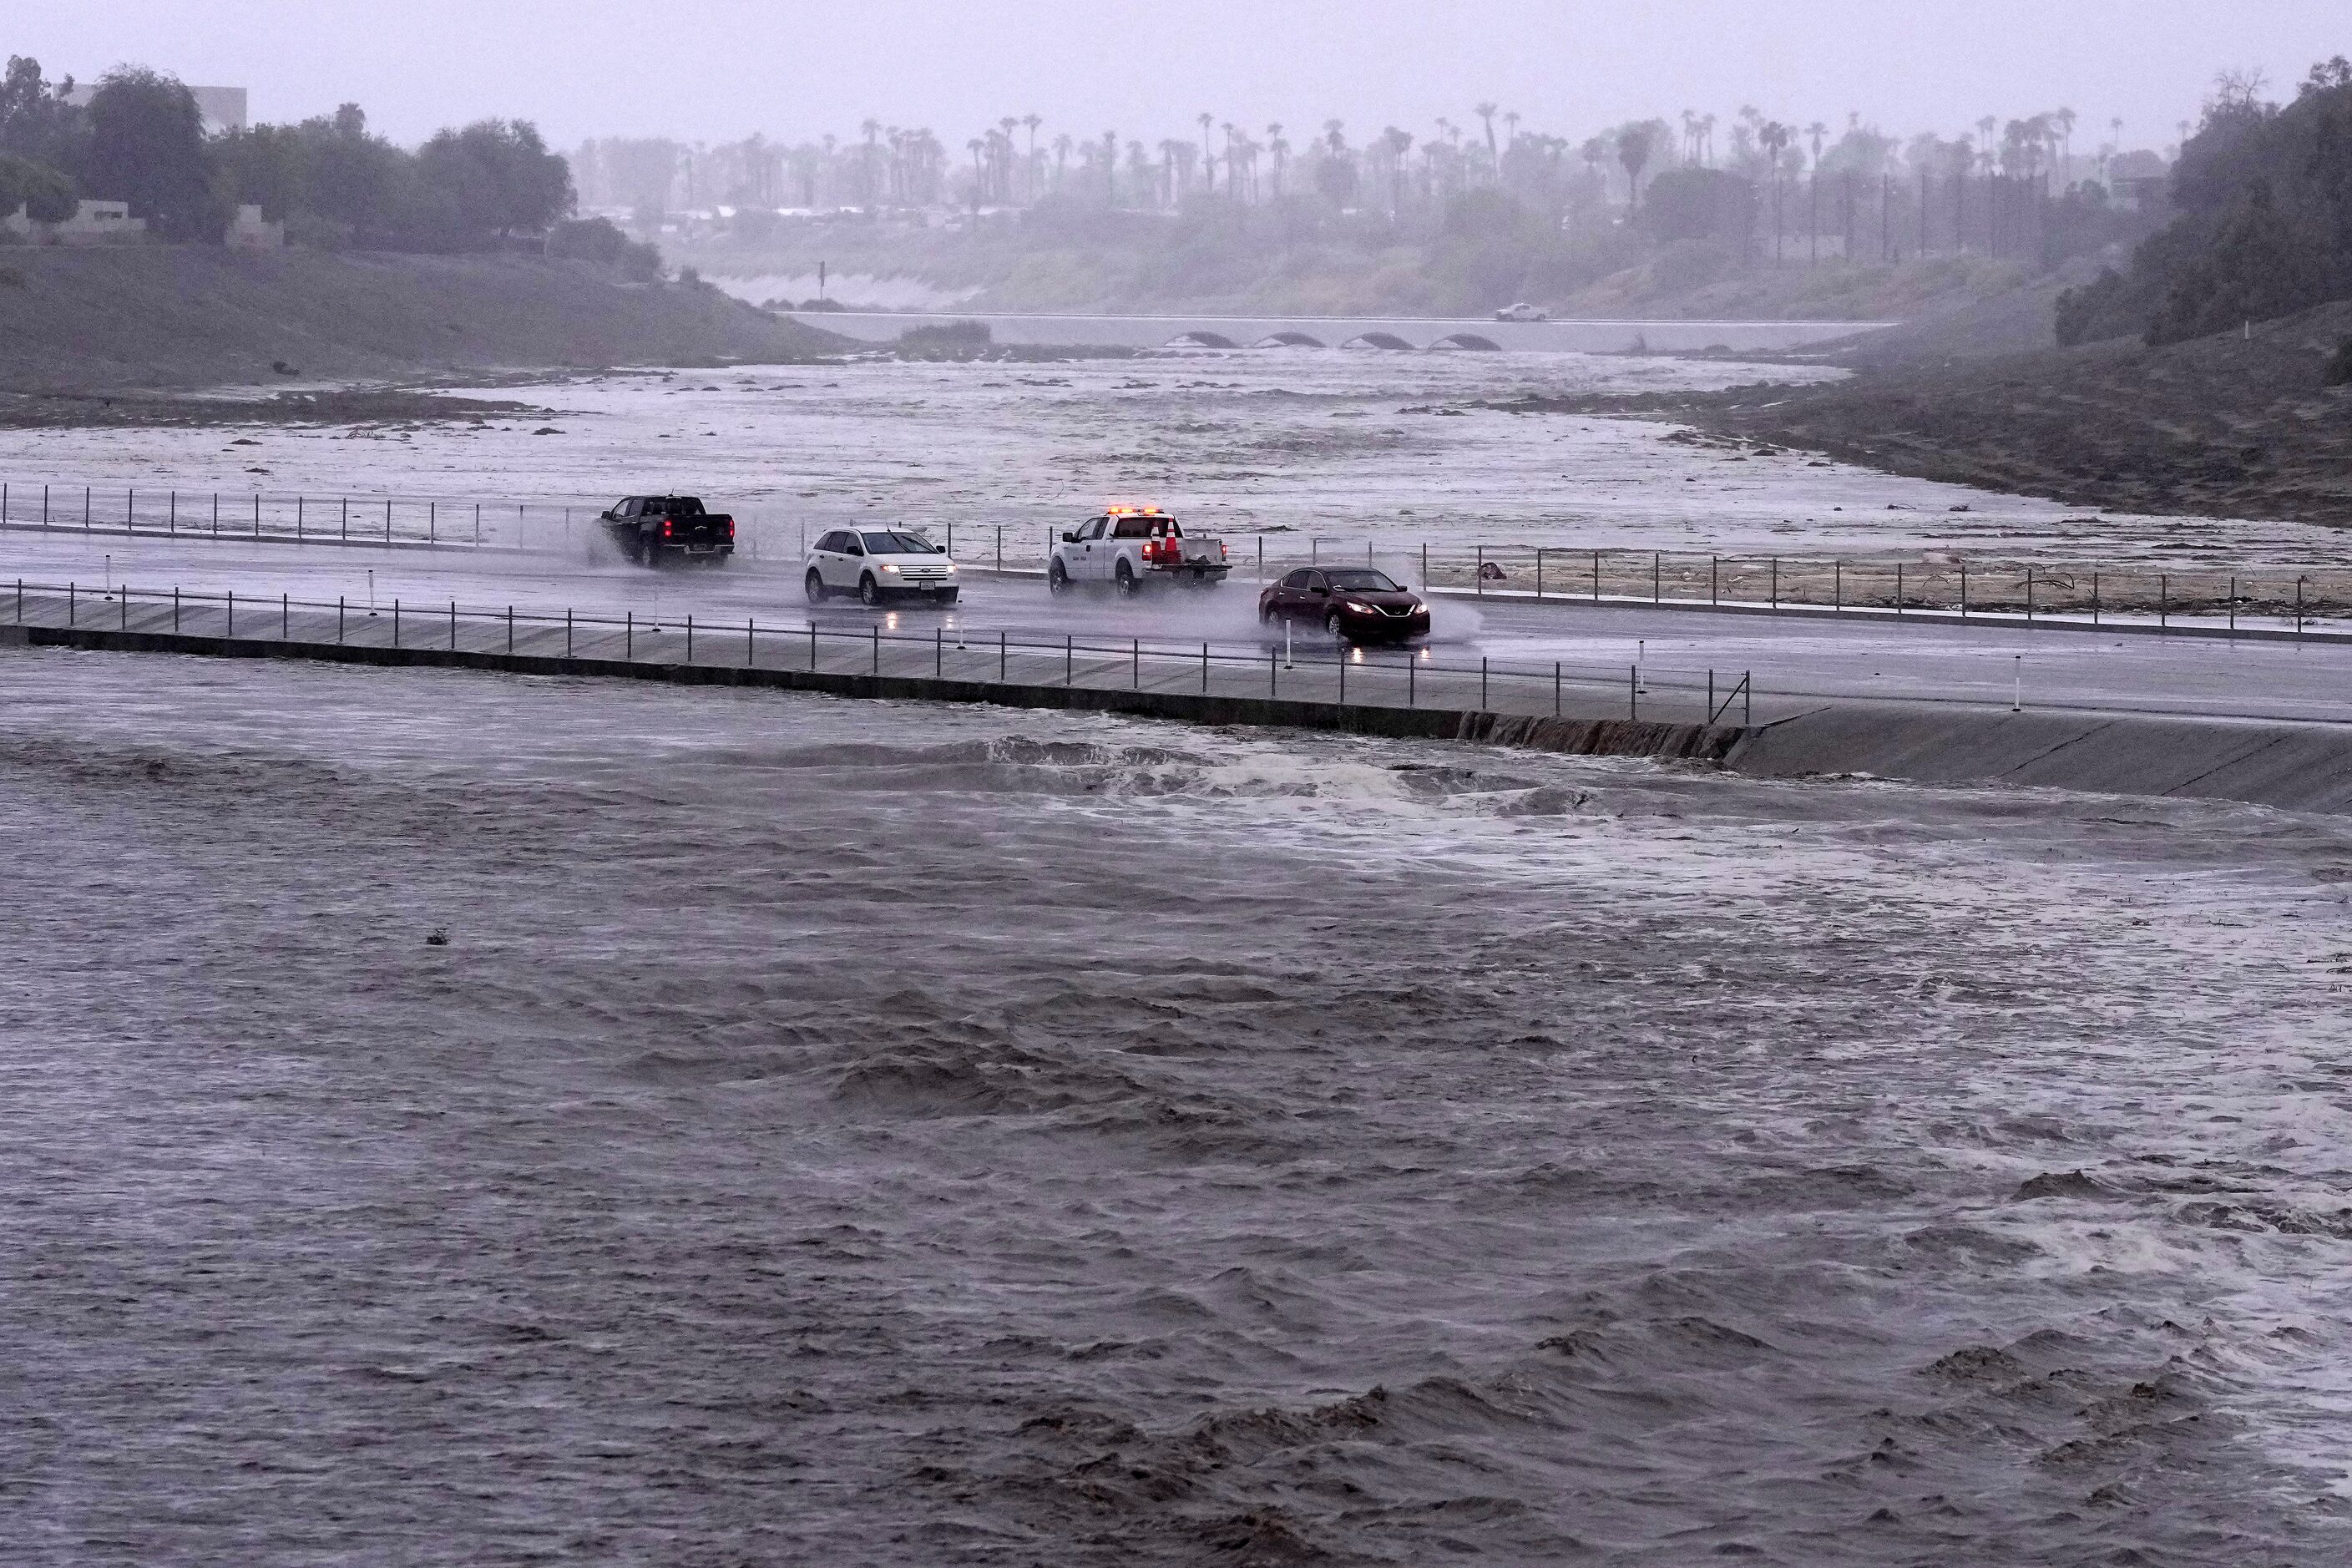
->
[1047, 508, 1231, 594]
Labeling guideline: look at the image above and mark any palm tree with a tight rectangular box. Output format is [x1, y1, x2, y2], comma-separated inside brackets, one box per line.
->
[1616, 124, 1654, 211]
[1807, 121, 1827, 165]
[1382, 125, 1413, 216]
[2052, 106, 2076, 182]
[1699, 112, 1717, 166]
[1758, 122, 1791, 255]
[1474, 101, 1499, 171]
[1102, 130, 1118, 204]
[1267, 123, 1287, 197]
[1053, 133, 1072, 191]
[1022, 114, 1042, 200]
[965, 138, 984, 211]
[860, 117, 882, 204]
[1198, 112, 1215, 195]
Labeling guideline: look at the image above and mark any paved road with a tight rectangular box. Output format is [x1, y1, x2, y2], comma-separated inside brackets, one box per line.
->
[7, 532, 2350, 726]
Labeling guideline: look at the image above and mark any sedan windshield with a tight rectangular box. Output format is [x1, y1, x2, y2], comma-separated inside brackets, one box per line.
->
[861, 530, 938, 554]
[1323, 569, 1402, 592]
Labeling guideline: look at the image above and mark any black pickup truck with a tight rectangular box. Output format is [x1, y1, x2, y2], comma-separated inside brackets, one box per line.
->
[599, 495, 736, 566]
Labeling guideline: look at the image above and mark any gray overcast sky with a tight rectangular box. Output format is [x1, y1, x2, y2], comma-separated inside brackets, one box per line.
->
[13, 1, 2348, 150]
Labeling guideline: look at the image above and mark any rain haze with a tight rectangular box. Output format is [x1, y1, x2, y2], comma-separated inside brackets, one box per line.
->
[8, 3, 2352, 1565]
[14, 0, 2352, 144]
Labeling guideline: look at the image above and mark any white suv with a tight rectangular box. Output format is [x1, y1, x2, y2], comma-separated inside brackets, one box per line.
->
[1493, 302, 1550, 322]
[805, 528, 960, 606]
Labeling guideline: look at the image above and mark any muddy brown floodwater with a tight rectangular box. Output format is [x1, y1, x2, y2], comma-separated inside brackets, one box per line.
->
[4, 647, 2352, 1565]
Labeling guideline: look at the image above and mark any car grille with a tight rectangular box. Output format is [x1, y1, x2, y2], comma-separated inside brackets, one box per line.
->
[897, 567, 950, 581]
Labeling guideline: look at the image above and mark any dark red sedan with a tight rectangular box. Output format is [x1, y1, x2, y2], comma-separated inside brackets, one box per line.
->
[1258, 567, 1432, 644]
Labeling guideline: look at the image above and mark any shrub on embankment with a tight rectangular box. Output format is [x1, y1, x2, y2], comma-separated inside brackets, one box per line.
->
[0, 246, 845, 390]
[2056, 58, 2352, 347]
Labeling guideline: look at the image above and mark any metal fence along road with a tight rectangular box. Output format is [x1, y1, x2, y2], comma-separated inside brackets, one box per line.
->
[4, 578, 1762, 730]
[9, 478, 2348, 641]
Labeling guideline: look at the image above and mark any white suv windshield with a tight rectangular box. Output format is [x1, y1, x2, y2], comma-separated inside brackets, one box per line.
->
[862, 531, 936, 554]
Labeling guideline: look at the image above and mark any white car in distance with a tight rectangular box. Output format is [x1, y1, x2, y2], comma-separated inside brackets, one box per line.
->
[1493, 301, 1550, 322]
[805, 527, 960, 607]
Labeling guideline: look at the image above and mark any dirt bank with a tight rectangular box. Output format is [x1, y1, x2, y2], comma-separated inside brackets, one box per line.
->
[1504, 296, 2352, 526]
[0, 248, 844, 392]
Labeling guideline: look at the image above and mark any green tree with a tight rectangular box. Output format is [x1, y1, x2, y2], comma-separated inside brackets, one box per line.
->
[80, 67, 224, 240]
[0, 150, 76, 221]
[0, 55, 83, 169]
[415, 119, 573, 244]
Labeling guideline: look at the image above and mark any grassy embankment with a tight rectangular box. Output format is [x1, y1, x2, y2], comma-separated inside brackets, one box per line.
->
[0, 246, 843, 395]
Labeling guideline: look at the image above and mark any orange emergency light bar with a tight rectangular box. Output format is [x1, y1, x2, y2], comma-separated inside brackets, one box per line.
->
[1104, 505, 1166, 515]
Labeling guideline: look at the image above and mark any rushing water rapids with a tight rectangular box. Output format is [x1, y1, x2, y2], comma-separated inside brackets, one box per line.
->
[4, 648, 2352, 1564]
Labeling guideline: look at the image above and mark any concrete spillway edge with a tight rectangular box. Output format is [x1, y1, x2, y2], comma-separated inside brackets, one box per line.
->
[11, 623, 2351, 815]
[1723, 701, 2352, 816]
[0, 621, 1746, 766]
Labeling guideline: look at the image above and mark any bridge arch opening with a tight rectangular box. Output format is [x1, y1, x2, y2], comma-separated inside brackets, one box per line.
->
[1164, 330, 1240, 349]
[1340, 331, 1415, 351]
[1430, 332, 1502, 351]
[1252, 331, 1326, 348]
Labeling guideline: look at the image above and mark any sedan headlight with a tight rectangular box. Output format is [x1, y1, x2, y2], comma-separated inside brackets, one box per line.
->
[880, 562, 899, 573]
[943, 560, 958, 571]
[1343, 600, 1374, 614]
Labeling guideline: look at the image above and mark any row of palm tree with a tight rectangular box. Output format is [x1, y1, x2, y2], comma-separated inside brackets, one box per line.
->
[572, 101, 2157, 224]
